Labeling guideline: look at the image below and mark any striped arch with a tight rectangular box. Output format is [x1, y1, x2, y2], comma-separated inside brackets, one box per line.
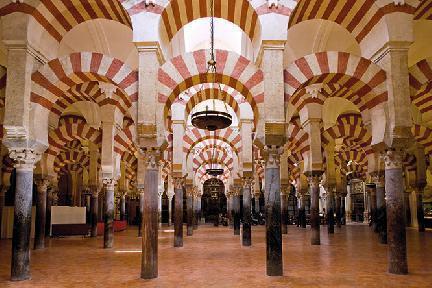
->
[184, 87, 240, 119]
[334, 150, 367, 176]
[46, 116, 102, 169]
[183, 127, 241, 155]
[288, 0, 415, 44]
[0, 1, 132, 43]
[54, 150, 90, 174]
[31, 52, 138, 112]
[114, 124, 136, 156]
[199, 173, 229, 186]
[415, 1, 432, 20]
[409, 58, 432, 118]
[286, 117, 309, 161]
[49, 81, 132, 124]
[284, 52, 388, 111]
[159, 0, 260, 43]
[159, 49, 263, 129]
[412, 124, 432, 154]
[321, 114, 372, 153]
[193, 147, 234, 171]
[122, 152, 137, 181]
[193, 143, 233, 160]
[196, 162, 231, 183]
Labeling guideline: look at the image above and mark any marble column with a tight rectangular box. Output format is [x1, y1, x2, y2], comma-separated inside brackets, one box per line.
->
[196, 195, 202, 224]
[264, 146, 283, 276]
[120, 193, 126, 221]
[307, 172, 322, 245]
[416, 182, 426, 232]
[0, 186, 7, 240]
[168, 194, 173, 226]
[335, 193, 342, 228]
[233, 190, 241, 235]
[384, 150, 408, 274]
[90, 186, 99, 237]
[10, 149, 39, 281]
[368, 184, 377, 232]
[280, 185, 289, 234]
[141, 151, 160, 279]
[299, 193, 307, 228]
[326, 185, 335, 234]
[254, 193, 260, 213]
[374, 174, 387, 244]
[341, 194, 346, 225]
[186, 185, 193, 236]
[138, 190, 145, 237]
[34, 178, 49, 250]
[242, 178, 253, 246]
[227, 193, 233, 227]
[103, 179, 115, 249]
[173, 177, 184, 247]
[193, 191, 198, 230]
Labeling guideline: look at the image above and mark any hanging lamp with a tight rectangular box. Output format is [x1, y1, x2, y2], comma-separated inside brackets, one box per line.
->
[191, 0, 232, 132]
[206, 131, 224, 176]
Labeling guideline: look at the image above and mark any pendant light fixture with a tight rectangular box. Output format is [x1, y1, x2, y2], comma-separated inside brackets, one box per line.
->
[191, 0, 232, 132]
[206, 131, 224, 177]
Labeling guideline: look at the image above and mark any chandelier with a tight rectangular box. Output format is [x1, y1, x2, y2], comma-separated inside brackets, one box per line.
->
[190, 0, 232, 132]
[206, 132, 224, 176]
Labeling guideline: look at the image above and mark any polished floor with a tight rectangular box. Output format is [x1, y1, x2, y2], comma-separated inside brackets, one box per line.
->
[0, 224, 431, 287]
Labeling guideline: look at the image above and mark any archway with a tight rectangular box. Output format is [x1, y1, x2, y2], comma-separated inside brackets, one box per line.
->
[202, 178, 227, 225]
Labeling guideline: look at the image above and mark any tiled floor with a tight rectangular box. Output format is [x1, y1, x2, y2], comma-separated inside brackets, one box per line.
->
[0, 224, 431, 287]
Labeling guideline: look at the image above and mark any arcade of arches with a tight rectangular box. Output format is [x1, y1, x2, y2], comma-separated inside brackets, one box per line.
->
[0, 0, 432, 286]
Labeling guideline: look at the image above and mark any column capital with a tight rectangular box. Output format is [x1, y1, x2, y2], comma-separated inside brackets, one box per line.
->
[142, 148, 161, 170]
[280, 184, 290, 196]
[305, 171, 323, 188]
[383, 149, 404, 170]
[103, 178, 116, 191]
[9, 148, 41, 171]
[185, 184, 194, 197]
[370, 172, 385, 188]
[172, 176, 185, 190]
[34, 177, 50, 193]
[263, 145, 283, 169]
[242, 177, 254, 188]
[137, 187, 145, 195]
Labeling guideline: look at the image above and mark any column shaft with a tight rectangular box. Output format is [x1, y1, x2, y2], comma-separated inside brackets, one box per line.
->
[233, 194, 241, 235]
[90, 193, 98, 237]
[168, 196, 173, 226]
[281, 192, 288, 234]
[385, 151, 407, 274]
[186, 193, 193, 236]
[326, 189, 334, 234]
[138, 192, 144, 237]
[416, 190, 425, 232]
[11, 167, 34, 281]
[120, 195, 126, 221]
[141, 167, 159, 279]
[242, 183, 252, 246]
[34, 180, 48, 250]
[335, 195, 342, 228]
[376, 181, 387, 244]
[174, 183, 183, 247]
[104, 185, 114, 248]
[264, 149, 283, 276]
[193, 196, 198, 230]
[309, 174, 321, 245]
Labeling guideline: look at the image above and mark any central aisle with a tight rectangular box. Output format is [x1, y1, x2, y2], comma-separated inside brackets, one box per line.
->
[0, 225, 431, 287]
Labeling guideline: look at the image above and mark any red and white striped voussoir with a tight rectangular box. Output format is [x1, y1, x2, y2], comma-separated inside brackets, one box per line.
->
[412, 124, 432, 155]
[158, 49, 264, 105]
[114, 126, 136, 156]
[284, 52, 387, 110]
[409, 58, 432, 95]
[31, 52, 138, 110]
[193, 148, 234, 170]
[47, 116, 102, 157]
[183, 127, 242, 154]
